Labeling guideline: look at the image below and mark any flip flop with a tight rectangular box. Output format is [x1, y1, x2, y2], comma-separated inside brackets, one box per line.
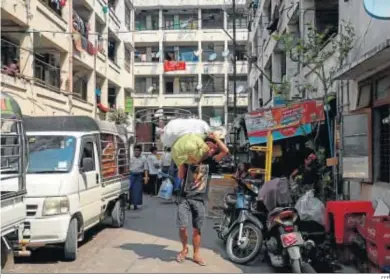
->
[176, 247, 189, 263]
[193, 258, 207, 266]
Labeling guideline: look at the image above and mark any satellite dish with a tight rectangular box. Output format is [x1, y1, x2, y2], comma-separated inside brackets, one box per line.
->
[156, 51, 161, 58]
[194, 49, 202, 56]
[364, 0, 390, 20]
[147, 86, 154, 93]
[180, 21, 189, 28]
[208, 52, 217, 61]
[222, 50, 230, 57]
[237, 85, 245, 93]
[196, 84, 202, 91]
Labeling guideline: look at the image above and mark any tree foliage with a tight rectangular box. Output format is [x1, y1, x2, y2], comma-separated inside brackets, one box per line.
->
[108, 108, 129, 125]
[272, 21, 355, 97]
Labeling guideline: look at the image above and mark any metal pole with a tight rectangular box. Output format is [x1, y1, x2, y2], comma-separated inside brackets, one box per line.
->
[232, 0, 237, 165]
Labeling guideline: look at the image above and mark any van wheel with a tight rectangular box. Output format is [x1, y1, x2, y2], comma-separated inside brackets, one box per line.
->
[112, 199, 125, 228]
[64, 218, 78, 261]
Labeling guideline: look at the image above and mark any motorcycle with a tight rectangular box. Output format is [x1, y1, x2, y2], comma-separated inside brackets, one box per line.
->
[213, 177, 263, 264]
[264, 206, 316, 273]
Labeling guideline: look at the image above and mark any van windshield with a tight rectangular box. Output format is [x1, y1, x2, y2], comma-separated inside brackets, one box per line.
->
[27, 136, 76, 174]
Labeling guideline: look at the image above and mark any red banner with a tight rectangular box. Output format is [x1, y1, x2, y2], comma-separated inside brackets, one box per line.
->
[245, 100, 325, 138]
[163, 61, 186, 72]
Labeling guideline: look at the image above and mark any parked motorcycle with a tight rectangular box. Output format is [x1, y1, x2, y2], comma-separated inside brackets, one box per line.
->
[214, 178, 263, 264]
[264, 207, 316, 273]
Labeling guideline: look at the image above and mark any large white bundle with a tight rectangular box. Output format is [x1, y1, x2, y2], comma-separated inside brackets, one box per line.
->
[161, 118, 211, 147]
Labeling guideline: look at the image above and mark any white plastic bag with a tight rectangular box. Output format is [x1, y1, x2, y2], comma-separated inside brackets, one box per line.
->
[158, 178, 173, 200]
[295, 190, 325, 226]
[161, 118, 210, 147]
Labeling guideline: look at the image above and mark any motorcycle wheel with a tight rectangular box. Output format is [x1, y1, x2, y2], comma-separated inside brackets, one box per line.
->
[226, 222, 262, 265]
[291, 260, 301, 273]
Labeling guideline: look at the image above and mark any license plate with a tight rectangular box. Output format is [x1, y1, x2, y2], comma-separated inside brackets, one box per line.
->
[280, 232, 304, 248]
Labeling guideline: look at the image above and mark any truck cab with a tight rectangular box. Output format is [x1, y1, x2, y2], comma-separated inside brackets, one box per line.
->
[23, 116, 130, 261]
[1, 92, 29, 270]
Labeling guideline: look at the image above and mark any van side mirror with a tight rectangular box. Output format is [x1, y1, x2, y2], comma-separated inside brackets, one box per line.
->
[81, 157, 94, 172]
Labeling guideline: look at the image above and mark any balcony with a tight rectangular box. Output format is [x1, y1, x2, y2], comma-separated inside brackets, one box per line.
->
[33, 1, 68, 51]
[228, 93, 249, 106]
[228, 61, 249, 75]
[109, 9, 121, 32]
[94, 0, 107, 23]
[202, 62, 225, 75]
[73, 47, 95, 70]
[134, 31, 162, 43]
[201, 29, 248, 42]
[96, 52, 107, 76]
[134, 62, 162, 75]
[163, 30, 199, 42]
[132, 0, 246, 7]
[71, 98, 94, 116]
[1, 0, 29, 26]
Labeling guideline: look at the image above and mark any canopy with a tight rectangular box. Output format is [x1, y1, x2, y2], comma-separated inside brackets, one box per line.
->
[1, 92, 23, 119]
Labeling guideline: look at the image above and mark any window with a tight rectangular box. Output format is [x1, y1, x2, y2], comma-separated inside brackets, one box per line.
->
[315, 0, 338, 44]
[342, 112, 371, 180]
[40, 0, 62, 17]
[73, 75, 88, 100]
[125, 48, 131, 73]
[229, 76, 248, 93]
[108, 87, 117, 108]
[179, 77, 198, 93]
[164, 77, 174, 94]
[357, 82, 372, 109]
[135, 77, 147, 93]
[228, 44, 246, 61]
[227, 9, 247, 29]
[202, 9, 224, 29]
[202, 75, 224, 93]
[136, 10, 159, 30]
[375, 75, 390, 101]
[116, 136, 129, 175]
[376, 105, 390, 183]
[80, 141, 95, 171]
[125, 4, 131, 30]
[108, 38, 117, 63]
[202, 43, 224, 62]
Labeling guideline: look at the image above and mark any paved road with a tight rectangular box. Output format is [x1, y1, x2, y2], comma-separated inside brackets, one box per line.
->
[6, 196, 273, 273]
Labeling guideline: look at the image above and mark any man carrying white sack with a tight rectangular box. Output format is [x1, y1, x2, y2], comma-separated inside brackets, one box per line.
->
[162, 119, 229, 266]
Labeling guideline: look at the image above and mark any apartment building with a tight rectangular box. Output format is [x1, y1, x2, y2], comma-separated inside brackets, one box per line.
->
[1, 0, 134, 119]
[247, 0, 390, 204]
[132, 0, 249, 128]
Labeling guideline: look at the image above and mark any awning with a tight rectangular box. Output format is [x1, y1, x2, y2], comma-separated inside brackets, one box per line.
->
[334, 39, 390, 80]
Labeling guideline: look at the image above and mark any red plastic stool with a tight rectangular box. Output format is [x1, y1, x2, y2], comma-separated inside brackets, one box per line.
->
[325, 201, 374, 244]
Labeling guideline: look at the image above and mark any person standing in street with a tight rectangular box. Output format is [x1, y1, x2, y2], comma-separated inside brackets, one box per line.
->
[161, 147, 172, 174]
[146, 146, 161, 195]
[129, 145, 148, 210]
[175, 132, 229, 266]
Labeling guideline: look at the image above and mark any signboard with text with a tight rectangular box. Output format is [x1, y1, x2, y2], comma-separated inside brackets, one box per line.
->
[245, 100, 324, 145]
[163, 61, 186, 72]
[125, 97, 133, 113]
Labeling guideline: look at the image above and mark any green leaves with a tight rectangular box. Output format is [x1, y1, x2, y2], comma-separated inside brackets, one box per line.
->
[108, 108, 128, 125]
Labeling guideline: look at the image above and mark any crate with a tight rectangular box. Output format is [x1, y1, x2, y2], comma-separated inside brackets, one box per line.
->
[359, 216, 390, 246]
[344, 213, 365, 230]
[366, 241, 390, 268]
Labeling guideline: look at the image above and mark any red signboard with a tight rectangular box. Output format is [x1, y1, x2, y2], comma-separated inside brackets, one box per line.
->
[245, 100, 325, 138]
[163, 61, 186, 72]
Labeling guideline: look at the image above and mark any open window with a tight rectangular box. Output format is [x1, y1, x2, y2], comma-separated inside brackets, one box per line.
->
[80, 141, 96, 172]
[341, 110, 372, 182]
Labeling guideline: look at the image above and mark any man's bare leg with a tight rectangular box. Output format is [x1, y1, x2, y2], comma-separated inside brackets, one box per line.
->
[176, 227, 189, 262]
[193, 228, 206, 266]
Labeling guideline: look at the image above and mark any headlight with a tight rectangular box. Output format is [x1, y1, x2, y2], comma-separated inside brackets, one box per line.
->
[42, 197, 69, 216]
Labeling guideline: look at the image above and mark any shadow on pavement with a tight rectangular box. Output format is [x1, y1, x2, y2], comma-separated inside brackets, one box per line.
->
[119, 243, 181, 262]
[123, 196, 266, 273]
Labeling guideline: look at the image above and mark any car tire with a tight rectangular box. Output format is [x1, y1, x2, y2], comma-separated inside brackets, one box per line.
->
[64, 218, 78, 261]
[112, 199, 125, 228]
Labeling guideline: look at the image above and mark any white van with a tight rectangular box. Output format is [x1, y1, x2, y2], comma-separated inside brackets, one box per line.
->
[22, 116, 130, 261]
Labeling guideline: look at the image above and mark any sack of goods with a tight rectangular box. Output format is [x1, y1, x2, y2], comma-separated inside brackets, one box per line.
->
[162, 119, 211, 166]
[158, 178, 173, 200]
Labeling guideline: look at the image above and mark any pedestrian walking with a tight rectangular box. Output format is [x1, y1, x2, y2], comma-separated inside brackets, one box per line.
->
[161, 147, 172, 174]
[175, 132, 229, 266]
[129, 145, 148, 210]
[146, 146, 161, 195]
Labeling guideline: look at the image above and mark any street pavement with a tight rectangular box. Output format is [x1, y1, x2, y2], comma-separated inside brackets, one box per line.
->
[6, 195, 274, 273]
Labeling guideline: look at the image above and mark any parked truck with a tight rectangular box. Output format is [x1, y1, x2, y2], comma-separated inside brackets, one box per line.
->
[1, 92, 30, 270]
[21, 116, 130, 261]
